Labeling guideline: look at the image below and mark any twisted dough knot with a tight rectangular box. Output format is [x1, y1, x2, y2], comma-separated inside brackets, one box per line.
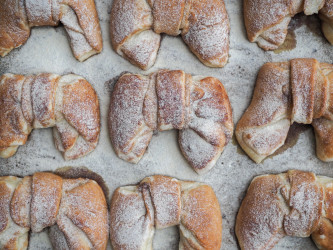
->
[244, 0, 333, 50]
[108, 70, 233, 174]
[110, 175, 222, 250]
[0, 0, 102, 61]
[236, 170, 333, 250]
[0, 172, 109, 250]
[236, 58, 333, 163]
[0, 73, 100, 160]
[110, 0, 230, 70]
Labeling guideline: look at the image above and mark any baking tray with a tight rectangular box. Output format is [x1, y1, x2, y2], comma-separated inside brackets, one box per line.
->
[1, 0, 333, 249]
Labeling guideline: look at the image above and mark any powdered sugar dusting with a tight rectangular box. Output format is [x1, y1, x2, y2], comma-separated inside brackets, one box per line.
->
[236, 171, 331, 249]
[110, 186, 154, 249]
[30, 173, 62, 233]
[110, 0, 153, 47]
[26, 0, 54, 26]
[291, 58, 316, 124]
[143, 176, 181, 229]
[60, 180, 109, 249]
[109, 74, 150, 155]
[0, 73, 100, 160]
[110, 176, 221, 250]
[182, 0, 230, 64]
[110, 71, 233, 173]
[245, 0, 331, 49]
[110, 0, 230, 68]
[2, 1, 333, 249]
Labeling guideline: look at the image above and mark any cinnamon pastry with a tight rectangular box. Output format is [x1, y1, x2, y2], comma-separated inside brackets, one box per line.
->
[244, 0, 333, 50]
[110, 0, 230, 70]
[236, 170, 333, 250]
[236, 58, 333, 163]
[0, 73, 100, 160]
[0, 172, 109, 250]
[110, 175, 222, 250]
[0, 0, 102, 61]
[108, 70, 233, 174]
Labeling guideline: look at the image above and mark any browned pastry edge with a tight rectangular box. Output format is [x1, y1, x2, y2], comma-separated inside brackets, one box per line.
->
[0, 73, 100, 160]
[0, 171, 109, 250]
[110, 0, 230, 70]
[244, 0, 333, 50]
[109, 175, 222, 250]
[108, 69, 233, 174]
[236, 170, 333, 250]
[0, 0, 102, 61]
[236, 58, 333, 163]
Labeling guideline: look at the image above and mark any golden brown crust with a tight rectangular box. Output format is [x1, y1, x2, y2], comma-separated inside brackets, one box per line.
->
[235, 174, 286, 250]
[153, 0, 185, 35]
[180, 183, 222, 250]
[320, 0, 333, 45]
[60, 180, 109, 250]
[62, 79, 100, 143]
[0, 0, 30, 57]
[312, 218, 333, 249]
[244, 0, 291, 45]
[0, 172, 109, 250]
[284, 170, 323, 237]
[108, 70, 233, 174]
[110, 0, 153, 52]
[236, 59, 333, 163]
[25, 0, 56, 26]
[31, 172, 63, 233]
[0, 0, 102, 61]
[179, 76, 234, 173]
[109, 0, 160, 70]
[291, 58, 318, 124]
[61, 0, 102, 53]
[108, 73, 152, 163]
[0, 176, 30, 250]
[109, 176, 222, 250]
[110, 0, 230, 69]
[0, 182, 12, 234]
[0, 73, 100, 160]
[109, 185, 154, 250]
[244, 0, 333, 50]
[0, 74, 31, 155]
[156, 70, 186, 130]
[181, 0, 230, 67]
[236, 170, 333, 250]
[141, 176, 181, 229]
[31, 73, 59, 128]
[10, 176, 32, 228]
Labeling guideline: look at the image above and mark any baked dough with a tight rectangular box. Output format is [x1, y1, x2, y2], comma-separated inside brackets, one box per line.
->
[108, 70, 233, 174]
[236, 58, 333, 163]
[0, 0, 102, 61]
[0, 172, 109, 250]
[0, 73, 100, 160]
[110, 0, 230, 70]
[236, 170, 333, 250]
[244, 0, 333, 50]
[110, 175, 222, 250]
